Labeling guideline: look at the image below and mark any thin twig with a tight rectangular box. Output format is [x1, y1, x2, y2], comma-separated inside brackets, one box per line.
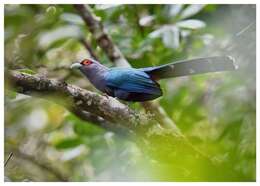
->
[4, 152, 13, 167]
[79, 38, 99, 60]
[235, 22, 255, 37]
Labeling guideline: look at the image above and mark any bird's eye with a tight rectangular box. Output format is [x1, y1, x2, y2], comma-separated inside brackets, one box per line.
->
[81, 59, 92, 66]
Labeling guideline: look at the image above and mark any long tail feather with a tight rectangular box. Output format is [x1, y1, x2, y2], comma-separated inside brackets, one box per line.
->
[142, 56, 237, 80]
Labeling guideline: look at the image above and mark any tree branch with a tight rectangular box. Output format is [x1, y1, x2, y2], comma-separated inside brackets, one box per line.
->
[8, 71, 152, 133]
[7, 71, 213, 164]
[79, 38, 99, 61]
[74, 4, 130, 67]
[72, 108, 132, 136]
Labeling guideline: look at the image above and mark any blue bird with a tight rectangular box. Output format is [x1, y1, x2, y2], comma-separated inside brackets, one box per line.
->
[71, 56, 236, 102]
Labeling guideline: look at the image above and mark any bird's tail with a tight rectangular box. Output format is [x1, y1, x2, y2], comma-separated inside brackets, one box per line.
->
[142, 56, 237, 80]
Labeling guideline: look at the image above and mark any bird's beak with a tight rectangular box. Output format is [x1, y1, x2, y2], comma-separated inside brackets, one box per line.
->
[70, 63, 82, 69]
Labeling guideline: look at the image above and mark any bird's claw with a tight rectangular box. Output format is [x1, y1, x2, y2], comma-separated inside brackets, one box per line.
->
[102, 93, 110, 99]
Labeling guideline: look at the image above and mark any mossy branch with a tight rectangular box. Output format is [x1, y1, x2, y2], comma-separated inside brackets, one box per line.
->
[8, 71, 152, 133]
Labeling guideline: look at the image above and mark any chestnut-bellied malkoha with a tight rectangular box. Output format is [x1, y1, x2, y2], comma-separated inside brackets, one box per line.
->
[71, 56, 236, 102]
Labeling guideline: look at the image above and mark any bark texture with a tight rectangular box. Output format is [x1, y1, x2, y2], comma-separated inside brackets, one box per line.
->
[8, 71, 152, 133]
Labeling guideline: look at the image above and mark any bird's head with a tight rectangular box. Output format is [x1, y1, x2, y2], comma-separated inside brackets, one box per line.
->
[70, 58, 108, 79]
[70, 58, 99, 70]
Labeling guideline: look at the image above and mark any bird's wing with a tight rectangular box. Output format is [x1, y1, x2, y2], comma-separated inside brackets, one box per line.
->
[105, 68, 161, 95]
[141, 56, 236, 80]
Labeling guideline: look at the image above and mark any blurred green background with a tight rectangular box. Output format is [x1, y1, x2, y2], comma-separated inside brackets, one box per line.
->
[4, 4, 256, 181]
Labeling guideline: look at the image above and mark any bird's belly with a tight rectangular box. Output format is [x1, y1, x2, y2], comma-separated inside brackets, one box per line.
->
[113, 89, 162, 102]
[89, 79, 107, 93]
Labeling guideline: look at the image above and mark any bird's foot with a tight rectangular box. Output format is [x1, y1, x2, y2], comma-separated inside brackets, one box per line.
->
[102, 93, 110, 99]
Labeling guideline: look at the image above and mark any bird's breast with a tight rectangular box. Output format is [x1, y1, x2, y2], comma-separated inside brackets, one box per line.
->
[80, 68, 108, 92]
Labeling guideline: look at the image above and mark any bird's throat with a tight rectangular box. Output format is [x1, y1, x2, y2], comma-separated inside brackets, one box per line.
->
[80, 65, 108, 92]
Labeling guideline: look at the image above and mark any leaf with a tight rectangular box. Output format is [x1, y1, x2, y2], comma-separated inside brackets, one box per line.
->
[37, 25, 82, 49]
[73, 122, 103, 136]
[5, 90, 17, 99]
[46, 6, 57, 15]
[95, 4, 121, 10]
[180, 30, 191, 38]
[149, 28, 164, 38]
[149, 25, 180, 49]
[60, 146, 86, 161]
[169, 4, 183, 17]
[179, 5, 205, 19]
[17, 68, 36, 75]
[60, 13, 84, 25]
[162, 26, 180, 49]
[176, 19, 206, 30]
[139, 15, 154, 26]
[55, 137, 82, 149]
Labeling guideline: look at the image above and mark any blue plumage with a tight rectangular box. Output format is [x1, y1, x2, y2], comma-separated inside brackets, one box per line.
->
[104, 68, 162, 101]
[105, 68, 161, 94]
[71, 56, 236, 102]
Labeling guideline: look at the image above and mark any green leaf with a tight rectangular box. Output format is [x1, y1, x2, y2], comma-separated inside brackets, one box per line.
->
[55, 137, 82, 149]
[65, 113, 104, 136]
[5, 90, 17, 99]
[17, 68, 36, 75]
[46, 6, 57, 15]
[73, 122, 103, 136]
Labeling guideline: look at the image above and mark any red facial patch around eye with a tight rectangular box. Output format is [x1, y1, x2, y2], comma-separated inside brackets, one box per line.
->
[81, 59, 92, 66]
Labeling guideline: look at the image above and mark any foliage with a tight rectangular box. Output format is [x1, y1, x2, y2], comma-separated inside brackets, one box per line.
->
[4, 4, 256, 181]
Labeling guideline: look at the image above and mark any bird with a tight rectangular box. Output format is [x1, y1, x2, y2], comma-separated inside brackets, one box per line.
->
[70, 56, 236, 102]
